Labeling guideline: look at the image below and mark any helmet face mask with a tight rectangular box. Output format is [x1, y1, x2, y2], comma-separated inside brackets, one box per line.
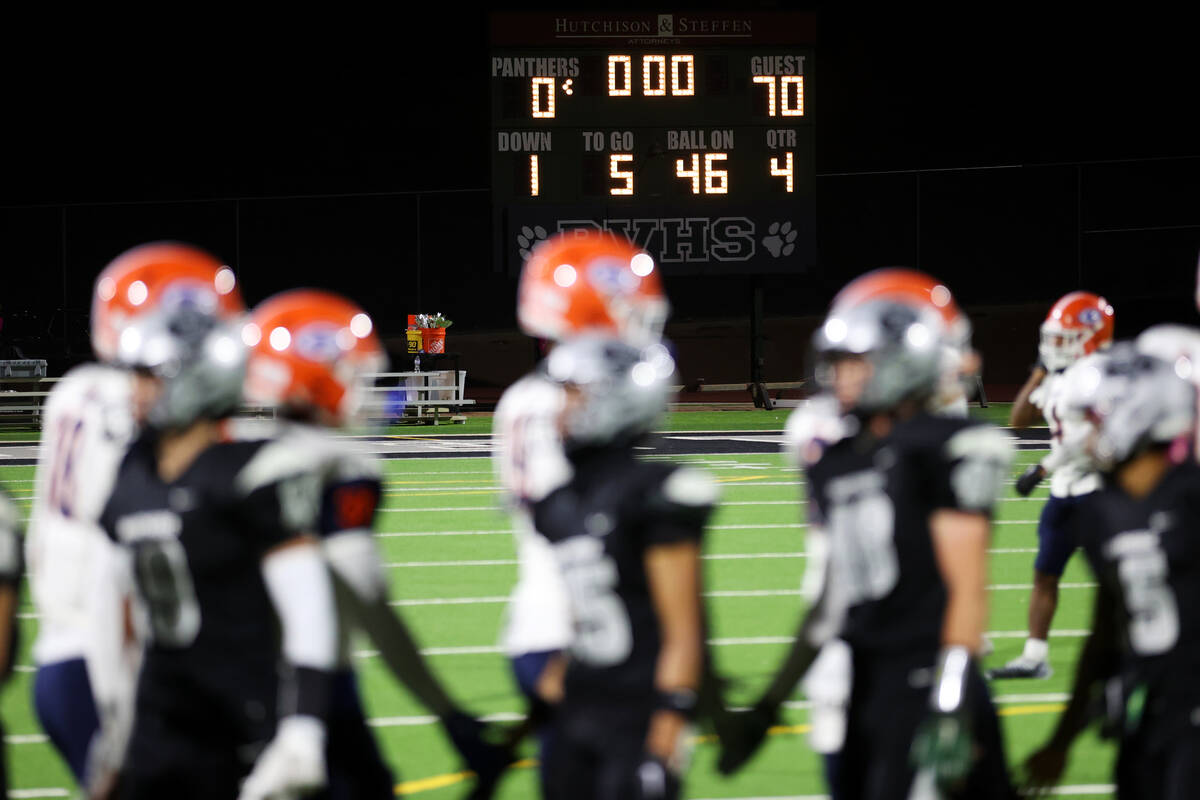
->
[91, 242, 247, 430]
[1059, 345, 1196, 472]
[243, 290, 388, 430]
[541, 336, 675, 450]
[517, 230, 668, 347]
[813, 299, 946, 416]
[1038, 291, 1115, 372]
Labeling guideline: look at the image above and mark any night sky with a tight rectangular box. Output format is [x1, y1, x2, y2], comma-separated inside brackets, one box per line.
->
[3, 6, 1199, 385]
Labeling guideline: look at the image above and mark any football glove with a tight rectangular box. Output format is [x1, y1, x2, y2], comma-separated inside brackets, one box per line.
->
[1015, 464, 1046, 496]
[715, 702, 776, 775]
[238, 716, 326, 800]
[910, 646, 975, 791]
[632, 754, 681, 800]
[440, 710, 513, 799]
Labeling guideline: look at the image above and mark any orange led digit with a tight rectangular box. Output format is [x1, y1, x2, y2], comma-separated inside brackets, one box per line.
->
[704, 153, 729, 194]
[675, 153, 701, 194]
[769, 151, 794, 192]
[530, 154, 540, 196]
[753, 75, 776, 116]
[670, 55, 695, 96]
[531, 77, 555, 118]
[608, 55, 632, 96]
[781, 76, 804, 116]
[643, 55, 666, 96]
[610, 154, 634, 195]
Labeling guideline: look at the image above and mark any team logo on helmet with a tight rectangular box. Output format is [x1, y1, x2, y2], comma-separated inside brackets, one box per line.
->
[587, 258, 641, 296]
[160, 281, 219, 314]
[293, 323, 343, 362]
[1078, 308, 1102, 327]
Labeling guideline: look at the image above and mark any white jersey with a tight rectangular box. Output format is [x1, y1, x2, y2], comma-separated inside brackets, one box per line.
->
[1137, 324, 1200, 457]
[493, 373, 573, 656]
[26, 364, 135, 666]
[1030, 370, 1101, 497]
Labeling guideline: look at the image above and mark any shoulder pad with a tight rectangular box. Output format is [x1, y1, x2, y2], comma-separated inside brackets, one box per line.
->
[660, 467, 720, 508]
[784, 397, 846, 466]
[944, 424, 1015, 511]
[496, 373, 564, 421]
[234, 437, 326, 495]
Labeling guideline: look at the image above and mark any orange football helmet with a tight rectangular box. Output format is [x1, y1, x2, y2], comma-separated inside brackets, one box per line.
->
[243, 289, 387, 427]
[830, 268, 970, 350]
[1039, 291, 1115, 372]
[517, 230, 668, 346]
[91, 241, 244, 363]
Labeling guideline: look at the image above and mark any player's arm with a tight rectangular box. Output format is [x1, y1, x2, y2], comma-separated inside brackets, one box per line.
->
[638, 467, 718, 794]
[1010, 364, 1048, 428]
[912, 425, 1014, 789]
[233, 458, 337, 800]
[645, 540, 703, 763]
[1023, 587, 1119, 792]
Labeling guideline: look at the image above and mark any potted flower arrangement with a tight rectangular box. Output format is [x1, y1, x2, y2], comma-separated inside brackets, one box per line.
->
[416, 313, 452, 354]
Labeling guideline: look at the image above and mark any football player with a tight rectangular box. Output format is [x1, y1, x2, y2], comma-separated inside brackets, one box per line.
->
[92, 243, 337, 800]
[241, 289, 511, 797]
[532, 335, 715, 800]
[989, 292, 1114, 680]
[25, 245, 220, 788]
[719, 289, 1016, 800]
[778, 269, 984, 799]
[1024, 344, 1200, 798]
[0, 486, 22, 794]
[494, 230, 669, 785]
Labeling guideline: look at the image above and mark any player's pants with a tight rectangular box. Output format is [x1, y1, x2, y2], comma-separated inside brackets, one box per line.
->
[33, 658, 100, 782]
[322, 670, 394, 800]
[839, 651, 1015, 800]
[511, 650, 559, 793]
[545, 704, 675, 800]
[1116, 723, 1200, 799]
[1034, 494, 1090, 577]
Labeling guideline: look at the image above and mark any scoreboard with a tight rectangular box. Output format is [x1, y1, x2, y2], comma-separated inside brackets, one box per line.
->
[490, 11, 816, 275]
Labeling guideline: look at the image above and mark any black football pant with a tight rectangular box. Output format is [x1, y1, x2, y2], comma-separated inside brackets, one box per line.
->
[1117, 726, 1200, 799]
[545, 704, 676, 800]
[838, 651, 1015, 800]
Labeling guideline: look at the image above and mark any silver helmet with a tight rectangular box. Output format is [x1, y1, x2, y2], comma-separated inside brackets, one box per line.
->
[1059, 342, 1196, 471]
[812, 298, 948, 414]
[118, 305, 247, 430]
[541, 335, 676, 448]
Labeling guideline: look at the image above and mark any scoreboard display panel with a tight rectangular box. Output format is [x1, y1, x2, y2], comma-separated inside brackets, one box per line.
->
[490, 11, 816, 275]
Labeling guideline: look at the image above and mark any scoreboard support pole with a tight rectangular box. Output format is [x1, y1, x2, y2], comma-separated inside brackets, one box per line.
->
[749, 279, 773, 410]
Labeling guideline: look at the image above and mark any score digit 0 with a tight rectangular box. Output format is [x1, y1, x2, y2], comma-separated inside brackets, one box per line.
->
[753, 75, 804, 116]
[609, 55, 695, 96]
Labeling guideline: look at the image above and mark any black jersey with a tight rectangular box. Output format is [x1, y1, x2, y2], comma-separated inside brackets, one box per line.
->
[533, 447, 716, 711]
[1072, 461, 1200, 743]
[99, 433, 322, 734]
[807, 413, 1012, 657]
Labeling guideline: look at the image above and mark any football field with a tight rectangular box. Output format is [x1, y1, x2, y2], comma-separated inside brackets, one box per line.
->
[0, 416, 1119, 798]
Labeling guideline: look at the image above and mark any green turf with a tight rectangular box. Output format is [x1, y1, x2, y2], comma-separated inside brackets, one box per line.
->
[0, 409, 1114, 798]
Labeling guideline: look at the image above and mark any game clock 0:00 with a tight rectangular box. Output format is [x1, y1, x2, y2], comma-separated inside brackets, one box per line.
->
[490, 12, 815, 276]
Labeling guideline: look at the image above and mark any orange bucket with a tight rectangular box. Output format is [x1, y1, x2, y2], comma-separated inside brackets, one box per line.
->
[421, 327, 446, 354]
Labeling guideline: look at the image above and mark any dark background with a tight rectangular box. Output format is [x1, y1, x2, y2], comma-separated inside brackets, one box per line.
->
[3, 6, 1198, 397]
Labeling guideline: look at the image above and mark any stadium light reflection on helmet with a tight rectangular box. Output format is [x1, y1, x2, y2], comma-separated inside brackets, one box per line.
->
[350, 313, 373, 338]
[242, 322, 263, 347]
[269, 326, 292, 352]
[214, 267, 237, 295]
[630, 253, 655, 277]
[823, 317, 848, 344]
[553, 263, 577, 287]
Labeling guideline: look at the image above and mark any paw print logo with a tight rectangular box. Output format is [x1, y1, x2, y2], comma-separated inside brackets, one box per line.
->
[517, 225, 549, 259]
[763, 221, 798, 257]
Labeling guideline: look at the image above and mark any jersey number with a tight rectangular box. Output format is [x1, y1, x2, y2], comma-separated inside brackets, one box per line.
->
[46, 416, 85, 517]
[1117, 545, 1179, 655]
[827, 481, 899, 603]
[133, 539, 202, 647]
[556, 536, 633, 667]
